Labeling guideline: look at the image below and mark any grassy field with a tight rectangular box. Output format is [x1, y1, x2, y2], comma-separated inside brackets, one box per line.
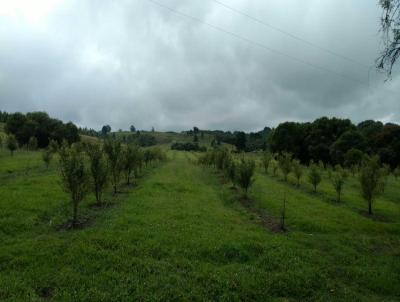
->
[0, 147, 399, 301]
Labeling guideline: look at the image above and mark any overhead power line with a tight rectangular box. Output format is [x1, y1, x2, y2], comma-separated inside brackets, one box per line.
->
[144, 0, 368, 86]
[212, 0, 370, 69]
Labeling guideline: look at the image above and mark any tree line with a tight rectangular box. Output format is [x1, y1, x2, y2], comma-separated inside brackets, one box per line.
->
[3, 111, 80, 149]
[269, 117, 400, 168]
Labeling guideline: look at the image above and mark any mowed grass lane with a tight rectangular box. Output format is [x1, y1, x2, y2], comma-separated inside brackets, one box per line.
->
[0, 150, 398, 301]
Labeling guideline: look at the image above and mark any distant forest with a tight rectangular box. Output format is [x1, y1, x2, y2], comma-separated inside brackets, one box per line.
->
[1, 111, 399, 168]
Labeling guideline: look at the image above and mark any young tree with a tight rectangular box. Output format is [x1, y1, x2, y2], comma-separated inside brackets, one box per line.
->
[331, 165, 347, 202]
[237, 158, 255, 196]
[271, 159, 279, 176]
[130, 125, 136, 132]
[359, 156, 384, 215]
[278, 152, 292, 182]
[261, 151, 273, 174]
[6, 134, 17, 155]
[86, 143, 108, 205]
[42, 149, 53, 169]
[58, 144, 90, 227]
[308, 162, 322, 193]
[122, 144, 139, 185]
[28, 136, 38, 151]
[103, 138, 123, 194]
[292, 159, 303, 187]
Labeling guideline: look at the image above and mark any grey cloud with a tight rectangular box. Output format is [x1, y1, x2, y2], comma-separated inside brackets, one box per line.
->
[0, 0, 398, 132]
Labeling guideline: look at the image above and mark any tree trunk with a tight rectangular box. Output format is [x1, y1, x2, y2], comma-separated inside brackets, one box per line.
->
[368, 199, 372, 215]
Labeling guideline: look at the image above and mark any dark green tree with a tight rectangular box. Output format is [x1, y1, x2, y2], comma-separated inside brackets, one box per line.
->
[235, 132, 247, 151]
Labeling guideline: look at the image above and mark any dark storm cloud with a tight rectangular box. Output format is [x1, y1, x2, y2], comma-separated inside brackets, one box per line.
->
[0, 0, 398, 131]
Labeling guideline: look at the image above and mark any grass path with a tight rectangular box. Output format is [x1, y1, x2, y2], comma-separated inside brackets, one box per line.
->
[1, 151, 399, 301]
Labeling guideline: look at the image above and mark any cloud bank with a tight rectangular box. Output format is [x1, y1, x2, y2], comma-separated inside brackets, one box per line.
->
[0, 0, 398, 131]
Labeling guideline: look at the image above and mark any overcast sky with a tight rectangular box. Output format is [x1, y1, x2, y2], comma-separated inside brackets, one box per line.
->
[0, 0, 399, 131]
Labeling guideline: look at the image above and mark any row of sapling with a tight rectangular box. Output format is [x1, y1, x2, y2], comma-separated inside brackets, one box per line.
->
[262, 150, 390, 215]
[57, 138, 166, 227]
[198, 148, 256, 196]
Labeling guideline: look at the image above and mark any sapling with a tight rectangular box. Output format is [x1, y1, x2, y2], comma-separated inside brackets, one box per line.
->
[58, 144, 90, 227]
[278, 152, 292, 182]
[292, 159, 303, 187]
[86, 143, 108, 205]
[308, 162, 322, 193]
[237, 158, 255, 196]
[359, 156, 384, 215]
[271, 160, 279, 176]
[6, 134, 17, 156]
[331, 165, 347, 202]
[122, 144, 139, 185]
[103, 138, 123, 194]
[261, 151, 273, 174]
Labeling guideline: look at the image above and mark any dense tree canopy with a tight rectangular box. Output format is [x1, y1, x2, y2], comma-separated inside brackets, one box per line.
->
[5, 111, 79, 148]
[270, 117, 400, 168]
